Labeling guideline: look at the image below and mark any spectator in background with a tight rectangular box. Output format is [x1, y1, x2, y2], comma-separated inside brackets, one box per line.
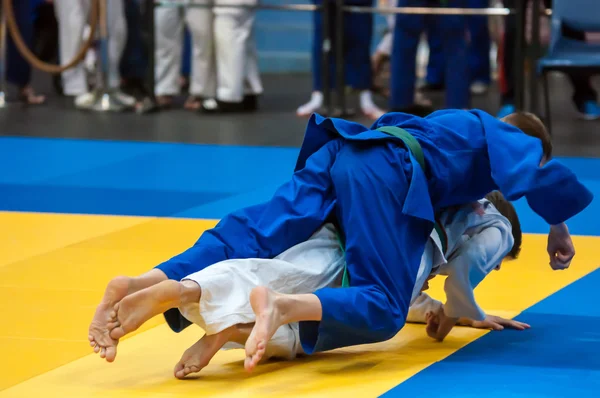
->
[466, 0, 491, 95]
[5, 0, 45, 104]
[417, 0, 491, 95]
[297, 0, 384, 120]
[54, 0, 135, 109]
[32, 0, 63, 96]
[390, 0, 470, 112]
[120, 0, 149, 99]
[155, 0, 262, 113]
[498, 0, 600, 119]
[372, 0, 431, 107]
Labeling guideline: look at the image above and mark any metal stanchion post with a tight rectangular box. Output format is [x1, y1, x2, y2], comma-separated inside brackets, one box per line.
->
[514, 0, 526, 111]
[0, 1, 6, 109]
[322, 0, 331, 116]
[88, 0, 130, 112]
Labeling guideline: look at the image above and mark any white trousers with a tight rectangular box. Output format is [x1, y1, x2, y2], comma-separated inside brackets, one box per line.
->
[179, 224, 443, 360]
[155, 2, 263, 101]
[54, 0, 127, 95]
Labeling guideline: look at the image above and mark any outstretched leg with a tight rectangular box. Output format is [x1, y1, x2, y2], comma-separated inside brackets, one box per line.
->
[89, 269, 168, 362]
[109, 280, 201, 340]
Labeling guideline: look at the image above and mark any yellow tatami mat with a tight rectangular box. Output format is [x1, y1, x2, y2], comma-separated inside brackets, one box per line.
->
[1, 211, 598, 397]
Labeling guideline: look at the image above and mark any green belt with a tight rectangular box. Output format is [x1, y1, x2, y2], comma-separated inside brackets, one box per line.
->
[339, 126, 446, 288]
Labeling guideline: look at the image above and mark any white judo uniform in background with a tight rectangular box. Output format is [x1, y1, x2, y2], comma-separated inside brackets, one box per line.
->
[54, 0, 127, 95]
[155, 0, 263, 102]
[179, 199, 514, 359]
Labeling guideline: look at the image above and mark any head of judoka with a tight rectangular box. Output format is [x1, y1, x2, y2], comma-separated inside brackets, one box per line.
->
[501, 112, 552, 166]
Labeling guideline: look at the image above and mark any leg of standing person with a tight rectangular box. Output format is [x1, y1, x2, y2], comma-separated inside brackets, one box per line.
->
[210, 1, 257, 112]
[297, 0, 333, 117]
[438, 0, 470, 109]
[390, 0, 426, 111]
[243, 30, 264, 111]
[344, 0, 384, 119]
[6, 0, 45, 104]
[424, 24, 444, 90]
[467, 0, 491, 95]
[54, 0, 88, 97]
[120, 0, 148, 98]
[185, 0, 216, 111]
[154, 5, 184, 107]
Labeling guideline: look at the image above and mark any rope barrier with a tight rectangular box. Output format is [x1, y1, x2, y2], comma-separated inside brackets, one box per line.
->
[2, 0, 100, 74]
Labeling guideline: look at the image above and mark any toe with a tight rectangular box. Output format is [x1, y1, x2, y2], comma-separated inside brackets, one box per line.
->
[94, 344, 101, 354]
[107, 321, 120, 330]
[105, 346, 117, 363]
[100, 347, 106, 358]
[89, 340, 96, 347]
[110, 326, 126, 340]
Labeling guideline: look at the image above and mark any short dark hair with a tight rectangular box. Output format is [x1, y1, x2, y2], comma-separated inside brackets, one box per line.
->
[484, 191, 522, 259]
[501, 112, 552, 160]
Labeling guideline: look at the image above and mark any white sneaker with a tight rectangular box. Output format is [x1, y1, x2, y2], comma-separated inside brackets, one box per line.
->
[113, 90, 136, 108]
[297, 92, 323, 117]
[74, 92, 95, 109]
[470, 81, 489, 95]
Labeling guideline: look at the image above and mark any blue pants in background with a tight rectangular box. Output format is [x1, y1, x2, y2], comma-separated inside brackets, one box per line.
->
[467, 0, 490, 85]
[181, 28, 192, 78]
[7, 0, 33, 87]
[390, 0, 469, 109]
[120, 0, 148, 80]
[311, 0, 373, 91]
[424, 0, 490, 87]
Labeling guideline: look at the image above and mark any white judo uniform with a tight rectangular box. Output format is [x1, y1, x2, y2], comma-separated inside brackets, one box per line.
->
[178, 198, 514, 359]
[54, 0, 127, 95]
[155, 0, 263, 102]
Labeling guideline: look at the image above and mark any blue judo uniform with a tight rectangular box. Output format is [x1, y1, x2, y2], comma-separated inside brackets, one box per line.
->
[158, 110, 593, 354]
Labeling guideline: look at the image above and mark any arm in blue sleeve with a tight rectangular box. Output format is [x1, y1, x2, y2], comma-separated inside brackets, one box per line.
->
[479, 111, 593, 225]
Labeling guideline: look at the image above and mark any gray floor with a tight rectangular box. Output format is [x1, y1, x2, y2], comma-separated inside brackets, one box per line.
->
[1, 73, 600, 158]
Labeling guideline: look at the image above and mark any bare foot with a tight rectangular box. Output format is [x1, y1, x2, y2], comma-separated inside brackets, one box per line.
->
[173, 328, 234, 379]
[88, 276, 131, 362]
[109, 280, 184, 340]
[244, 287, 284, 372]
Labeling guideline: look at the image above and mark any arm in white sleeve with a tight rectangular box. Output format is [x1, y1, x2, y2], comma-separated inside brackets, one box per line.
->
[443, 223, 514, 321]
[406, 292, 443, 324]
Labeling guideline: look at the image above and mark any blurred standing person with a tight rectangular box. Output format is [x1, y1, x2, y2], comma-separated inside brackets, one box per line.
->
[54, 0, 134, 108]
[120, 0, 148, 99]
[6, 0, 45, 104]
[297, 0, 384, 119]
[390, 0, 470, 112]
[467, 0, 491, 95]
[155, 0, 262, 112]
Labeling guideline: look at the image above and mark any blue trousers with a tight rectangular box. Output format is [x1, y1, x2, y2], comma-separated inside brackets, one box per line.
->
[425, 0, 490, 86]
[157, 139, 432, 353]
[120, 0, 147, 80]
[467, 0, 490, 84]
[7, 0, 33, 87]
[311, 0, 373, 91]
[390, 0, 469, 109]
[181, 28, 192, 78]
[425, 28, 444, 86]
